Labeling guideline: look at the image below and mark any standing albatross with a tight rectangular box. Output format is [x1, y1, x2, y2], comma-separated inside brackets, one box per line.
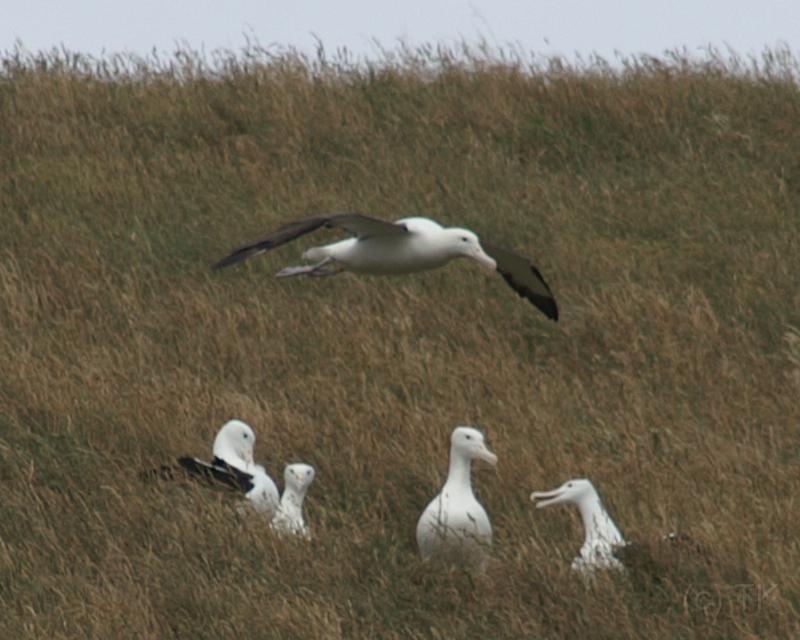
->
[212, 213, 558, 321]
[416, 426, 498, 569]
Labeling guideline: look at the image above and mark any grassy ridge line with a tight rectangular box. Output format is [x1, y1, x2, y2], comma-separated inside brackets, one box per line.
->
[1, 46, 799, 638]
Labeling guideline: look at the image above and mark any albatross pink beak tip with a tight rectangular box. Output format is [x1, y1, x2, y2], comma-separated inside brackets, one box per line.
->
[477, 254, 497, 270]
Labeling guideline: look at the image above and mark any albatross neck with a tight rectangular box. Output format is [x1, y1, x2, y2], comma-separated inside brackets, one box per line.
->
[213, 444, 250, 472]
[444, 448, 474, 493]
[577, 493, 624, 553]
[280, 486, 306, 515]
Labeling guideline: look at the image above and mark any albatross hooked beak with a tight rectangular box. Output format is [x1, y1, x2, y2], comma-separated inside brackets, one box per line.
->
[471, 246, 497, 271]
[530, 487, 567, 508]
[477, 444, 498, 466]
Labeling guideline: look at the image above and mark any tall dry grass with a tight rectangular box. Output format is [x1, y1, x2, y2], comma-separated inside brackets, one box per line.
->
[0, 43, 799, 639]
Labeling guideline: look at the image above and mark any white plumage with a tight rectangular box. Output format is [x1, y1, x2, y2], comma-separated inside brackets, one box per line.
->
[271, 463, 316, 539]
[416, 426, 497, 568]
[531, 478, 627, 574]
[178, 419, 281, 519]
[213, 213, 559, 321]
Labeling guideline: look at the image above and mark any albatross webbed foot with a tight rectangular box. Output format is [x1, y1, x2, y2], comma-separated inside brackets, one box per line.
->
[276, 258, 342, 278]
[276, 265, 317, 278]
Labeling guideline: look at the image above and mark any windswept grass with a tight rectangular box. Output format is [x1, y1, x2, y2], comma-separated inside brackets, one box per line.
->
[1, 43, 799, 639]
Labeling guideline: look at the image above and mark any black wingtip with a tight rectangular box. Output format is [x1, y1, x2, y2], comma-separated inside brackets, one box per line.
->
[528, 294, 558, 321]
[211, 259, 229, 271]
[527, 265, 559, 321]
[211, 250, 251, 271]
[538, 296, 559, 322]
[497, 269, 559, 321]
[177, 456, 207, 474]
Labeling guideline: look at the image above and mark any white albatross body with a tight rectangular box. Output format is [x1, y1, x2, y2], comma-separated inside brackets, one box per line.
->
[241, 463, 282, 517]
[416, 426, 498, 568]
[531, 478, 626, 574]
[270, 463, 316, 539]
[211, 420, 280, 517]
[213, 213, 558, 321]
[302, 217, 488, 275]
[179, 419, 281, 519]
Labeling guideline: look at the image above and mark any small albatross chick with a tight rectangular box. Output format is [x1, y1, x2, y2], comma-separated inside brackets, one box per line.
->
[271, 463, 316, 539]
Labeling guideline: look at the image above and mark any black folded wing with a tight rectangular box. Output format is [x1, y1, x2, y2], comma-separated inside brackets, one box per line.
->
[177, 456, 255, 493]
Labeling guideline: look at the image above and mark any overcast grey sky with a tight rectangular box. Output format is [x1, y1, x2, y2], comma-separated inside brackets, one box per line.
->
[3, 1, 799, 62]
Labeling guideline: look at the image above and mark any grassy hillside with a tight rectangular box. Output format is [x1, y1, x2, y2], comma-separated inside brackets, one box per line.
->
[1, 45, 799, 639]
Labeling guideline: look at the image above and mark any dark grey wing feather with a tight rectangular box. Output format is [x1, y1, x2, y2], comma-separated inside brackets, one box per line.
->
[177, 456, 255, 493]
[328, 213, 408, 239]
[481, 242, 559, 321]
[212, 212, 407, 269]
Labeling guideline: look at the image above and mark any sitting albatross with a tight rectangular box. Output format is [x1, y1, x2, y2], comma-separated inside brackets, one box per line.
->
[531, 478, 627, 574]
[177, 419, 281, 518]
[212, 213, 558, 321]
[531, 478, 711, 584]
[416, 426, 498, 568]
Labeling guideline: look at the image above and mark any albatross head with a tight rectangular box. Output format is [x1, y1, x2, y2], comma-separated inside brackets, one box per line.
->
[451, 426, 498, 466]
[530, 478, 597, 508]
[444, 228, 497, 271]
[284, 463, 316, 496]
[212, 419, 256, 468]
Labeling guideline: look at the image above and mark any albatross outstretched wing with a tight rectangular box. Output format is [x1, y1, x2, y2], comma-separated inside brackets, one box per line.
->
[212, 213, 408, 269]
[480, 242, 559, 321]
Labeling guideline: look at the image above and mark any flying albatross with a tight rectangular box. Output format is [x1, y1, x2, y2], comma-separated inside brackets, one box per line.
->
[212, 213, 559, 321]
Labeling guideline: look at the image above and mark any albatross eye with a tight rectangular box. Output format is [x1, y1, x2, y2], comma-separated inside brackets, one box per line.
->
[461, 237, 468, 242]
[465, 434, 472, 440]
